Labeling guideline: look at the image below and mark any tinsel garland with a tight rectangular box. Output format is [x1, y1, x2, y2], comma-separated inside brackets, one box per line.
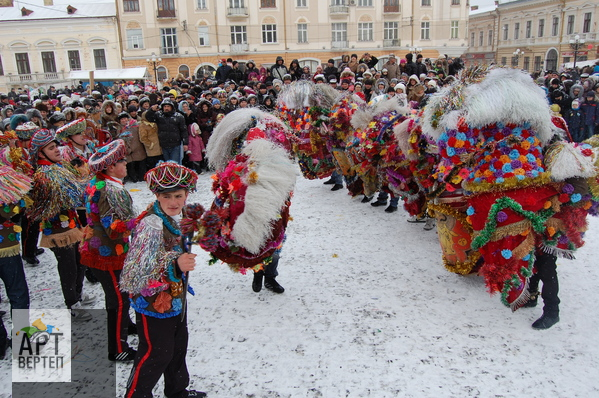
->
[28, 163, 84, 222]
[470, 196, 551, 250]
[500, 254, 535, 309]
[0, 166, 32, 206]
[120, 214, 167, 295]
[443, 252, 482, 275]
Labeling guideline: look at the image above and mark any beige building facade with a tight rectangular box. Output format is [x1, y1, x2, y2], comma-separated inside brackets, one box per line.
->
[0, 0, 121, 93]
[466, 0, 599, 73]
[117, 0, 470, 81]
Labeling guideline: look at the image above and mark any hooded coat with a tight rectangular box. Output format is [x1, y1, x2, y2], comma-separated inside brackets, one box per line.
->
[100, 100, 118, 128]
[138, 110, 162, 157]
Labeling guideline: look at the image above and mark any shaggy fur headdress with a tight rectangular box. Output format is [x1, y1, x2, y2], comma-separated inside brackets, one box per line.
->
[206, 108, 290, 171]
[276, 80, 340, 110]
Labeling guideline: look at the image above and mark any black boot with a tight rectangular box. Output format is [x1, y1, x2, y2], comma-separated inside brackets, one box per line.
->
[361, 195, 373, 203]
[331, 184, 343, 191]
[264, 277, 285, 293]
[186, 390, 207, 398]
[384, 205, 398, 213]
[371, 199, 387, 207]
[532, 312, 559, 330]
[522, 291, 539, 308]
[252, 271, 264, 293]
[323, 178, 335, 185]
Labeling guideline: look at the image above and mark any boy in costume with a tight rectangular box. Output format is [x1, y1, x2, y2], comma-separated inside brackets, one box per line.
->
[27, 129, 92, 321]
[80, 139, 137, 361]
[120, 162, 206, 398]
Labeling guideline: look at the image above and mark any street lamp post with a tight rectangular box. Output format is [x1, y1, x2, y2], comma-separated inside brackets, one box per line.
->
[569, 34, 586, 69]
[512, 48, 524, 69]
[409, 46, 423, 56]
[146, 52, 162, 86]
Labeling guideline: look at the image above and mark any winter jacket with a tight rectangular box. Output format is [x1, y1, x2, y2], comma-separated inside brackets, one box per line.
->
[100, 100, 118, 129]
[382, 61, 400, 80]
[581, 99, 599, 126]
[215, 64, 232, 82]
[564, 109, 584, 142]
[145, 107, 188, 149]
[122, 122, 146, 162]
[138, 112, 162, 157]
[228, 67, 244, 84]
[270, 62, 288, 81]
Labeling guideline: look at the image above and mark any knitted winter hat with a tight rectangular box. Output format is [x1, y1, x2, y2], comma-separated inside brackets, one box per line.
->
[88, 139, 127, 174]
[144, 161, 198, 194]
[56, 118, 86, 142]
[15, 122, 39, 140]
[29, 129, 58, 164]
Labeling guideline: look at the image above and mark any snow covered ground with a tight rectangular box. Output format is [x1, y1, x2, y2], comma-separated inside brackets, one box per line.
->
[2, 170, 599, 397]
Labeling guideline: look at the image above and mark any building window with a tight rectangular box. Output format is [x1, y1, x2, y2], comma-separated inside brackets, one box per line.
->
[197, 0, 207, 9]
[451, 0, 460, 4]
[298, 23, 308, 43]
[470, 32, 475, 47]
[261, 0, 275, 7]
[501, 56, 506, 66]
[198, 26, 210, 46]
[0, 56, 3, 76]
[156, 66, 167, 81]
[551, 17, 559, 36]
[15, 53, 31, 75]
[514, 22, 519, 39]
[534, 55, 542, 71]
[123, 0, 139, 12]
[93, 49, 107, 70]
[41, 51, 57, 73]
[421, 0, 430, 6]
[296, 0, 306, 6]
[538, 18, 544, 37]
[488, 29, 493, 46]
[477, 31, 483, 46]
[178, 65, 189, 78]
[68, 50, 81, 71]
[583, 12, 591, 33]
[421, 21, 430, 40]
[566, 15, 574, 35]
[157, 0, 175, 18]
[523, 56, 530, 71]
[384, 22, 398, 40]
[358, 22, 373, 41]
[262, 24, 277, 43]
[126, 28, 143, 49]
[525, 21, 531, 38]
[231, 25, 247, 44]
[358, 0, 372, 6]
[503, 24, 508, 40]
[160, 27, 178, 54]
[230, 0, 244, 7]
[450, 21, 458, 39]
[331, 22, 347, 43]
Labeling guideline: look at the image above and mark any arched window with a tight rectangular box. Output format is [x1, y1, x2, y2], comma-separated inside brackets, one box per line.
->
[157, 66, 168, 81]
[196, 64, 215, 79]
[178, 65, 190, 78]
[546, 48, 558, 72]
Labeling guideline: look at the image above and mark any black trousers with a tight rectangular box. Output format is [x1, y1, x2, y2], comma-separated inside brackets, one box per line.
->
[20, 213, 40, 258]
[90, 268, 132, 355]
[127, 160, 148, 183]
[50, 244, 85, 308]
[125, 312, 190, 398]
[529, 251, 560, 316]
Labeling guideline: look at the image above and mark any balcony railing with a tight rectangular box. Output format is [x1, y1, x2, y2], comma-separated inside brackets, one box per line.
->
[384, 4, 400, 13]
[7, 71, 67, 83]
[331, 40, 348, 49]
[230, 43, 249, 53]
[161, 46, 179, 55]
[227, 7, 248, 17]
[157, 8, 176, 18]
[330, 5, 349, 14]
[383, 39, 400, 47]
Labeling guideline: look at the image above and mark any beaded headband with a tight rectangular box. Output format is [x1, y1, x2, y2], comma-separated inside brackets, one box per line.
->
[144, 161, 198, 193]
[88, 139, 128, 174]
